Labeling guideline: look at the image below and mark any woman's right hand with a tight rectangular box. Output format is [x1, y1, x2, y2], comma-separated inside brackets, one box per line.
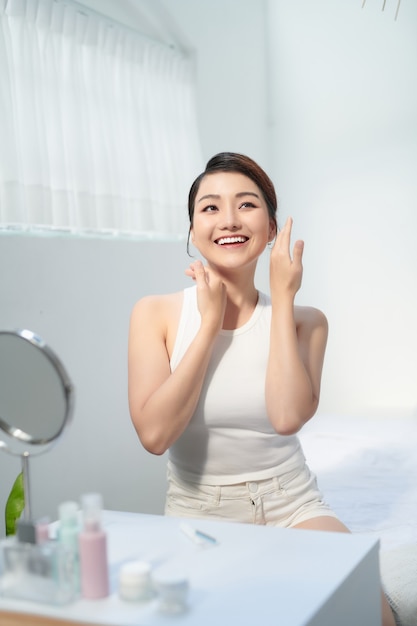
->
[269, 217, 304, 302]
[185, 260, 226, 333]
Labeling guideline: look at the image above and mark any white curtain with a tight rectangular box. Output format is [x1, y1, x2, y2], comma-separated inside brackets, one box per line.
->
[0, 0, 204, 236]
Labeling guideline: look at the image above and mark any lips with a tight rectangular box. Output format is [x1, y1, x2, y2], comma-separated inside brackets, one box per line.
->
[215, 236, 249, 245]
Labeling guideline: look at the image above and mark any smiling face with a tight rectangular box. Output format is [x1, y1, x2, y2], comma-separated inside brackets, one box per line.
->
[190, 171, 276, 273]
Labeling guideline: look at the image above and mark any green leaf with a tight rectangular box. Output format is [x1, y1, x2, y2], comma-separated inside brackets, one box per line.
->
[5, 472, 25, 536]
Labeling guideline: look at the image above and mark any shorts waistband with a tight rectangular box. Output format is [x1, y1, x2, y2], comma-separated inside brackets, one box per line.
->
[167, 463, 298, 502]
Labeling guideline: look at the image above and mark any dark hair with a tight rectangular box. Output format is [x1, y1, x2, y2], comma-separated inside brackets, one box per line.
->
[187, 152, 277, 254]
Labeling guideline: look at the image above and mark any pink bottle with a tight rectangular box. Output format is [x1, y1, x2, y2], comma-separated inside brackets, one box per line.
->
[78, 493, 109, 599]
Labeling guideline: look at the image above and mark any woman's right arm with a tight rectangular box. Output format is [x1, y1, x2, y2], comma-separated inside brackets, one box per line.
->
[128, 261, 225, 455]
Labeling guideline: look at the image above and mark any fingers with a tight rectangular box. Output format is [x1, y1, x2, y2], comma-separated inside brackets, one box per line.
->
[185, 260, 208, 284]
[185, 261, 226, 332]
[274, 217, 304, 264]
[276, 216, 292, 243]
[269, 217, 304, 297]
[273, 216, 292, 257]
[184, 267, 195, 279]
[292, 239, 304, 265]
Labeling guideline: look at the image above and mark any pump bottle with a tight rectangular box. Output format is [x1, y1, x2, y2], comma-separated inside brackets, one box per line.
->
[78, 493, 109, 599]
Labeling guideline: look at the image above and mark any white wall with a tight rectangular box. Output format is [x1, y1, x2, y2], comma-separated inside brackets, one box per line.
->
[266, 0, 417, 417]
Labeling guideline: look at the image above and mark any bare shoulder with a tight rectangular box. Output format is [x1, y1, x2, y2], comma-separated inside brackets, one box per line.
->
[131, 291, 183, 326]
[130, 291, 184, 355]
[294, 305, 328, 335]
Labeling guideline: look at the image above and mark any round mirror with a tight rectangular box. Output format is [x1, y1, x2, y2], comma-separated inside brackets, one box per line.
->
[0, 329, 74, 455]
[0, 329, 74, 526]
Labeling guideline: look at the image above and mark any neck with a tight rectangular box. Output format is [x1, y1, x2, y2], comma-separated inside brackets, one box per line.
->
[205, 261, 259, 330]
[222, 284, 259, 331]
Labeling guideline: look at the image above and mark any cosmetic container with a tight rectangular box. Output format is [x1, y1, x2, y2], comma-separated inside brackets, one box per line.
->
[0, 538, 78, 605]
[78, 493, 109, 599]
[153, 566, 189, 614]
[119, 560, 154, 602]
[57, 500, 80, 592]
[35, 517, 51, 544]
[16, 519, 36, 544]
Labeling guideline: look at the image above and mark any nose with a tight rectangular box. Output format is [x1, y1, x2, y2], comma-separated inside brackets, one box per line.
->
[219, 205, 241, 231]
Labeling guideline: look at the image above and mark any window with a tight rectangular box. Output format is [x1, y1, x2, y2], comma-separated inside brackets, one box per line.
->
[0, 0, 203, 237]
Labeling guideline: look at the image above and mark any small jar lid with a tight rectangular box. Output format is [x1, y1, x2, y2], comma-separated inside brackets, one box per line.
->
[119, 561, 154, 602]
[119, 560, 151, 586]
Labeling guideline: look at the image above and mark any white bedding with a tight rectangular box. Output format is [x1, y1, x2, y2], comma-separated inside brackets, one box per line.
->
[298, 414, 417, 552]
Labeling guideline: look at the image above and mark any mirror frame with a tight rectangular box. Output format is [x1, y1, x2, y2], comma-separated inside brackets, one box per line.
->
[0, 329, 74, 449]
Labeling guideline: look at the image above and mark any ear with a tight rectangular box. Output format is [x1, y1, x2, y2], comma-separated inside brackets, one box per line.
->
[268, 220, 277, 242]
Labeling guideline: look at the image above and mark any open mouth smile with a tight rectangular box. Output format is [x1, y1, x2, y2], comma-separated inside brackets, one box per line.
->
[215, 236, 249, 246]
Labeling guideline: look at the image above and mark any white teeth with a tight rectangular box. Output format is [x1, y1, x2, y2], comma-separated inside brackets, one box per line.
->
[217, 236, 247, 245]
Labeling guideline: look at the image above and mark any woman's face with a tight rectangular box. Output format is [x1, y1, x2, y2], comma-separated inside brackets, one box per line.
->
[190, 171, 276, 272]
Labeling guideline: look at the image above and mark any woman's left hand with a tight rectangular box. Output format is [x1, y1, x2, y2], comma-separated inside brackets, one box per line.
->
[269, 217, 304, 301]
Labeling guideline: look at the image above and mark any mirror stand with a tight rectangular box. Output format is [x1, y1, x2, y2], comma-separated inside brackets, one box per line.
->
[21, 451, 31, 521]
[15, 451, 37, 543]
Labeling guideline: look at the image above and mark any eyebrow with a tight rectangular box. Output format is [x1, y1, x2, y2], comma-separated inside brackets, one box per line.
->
[197, 191, 260, 203]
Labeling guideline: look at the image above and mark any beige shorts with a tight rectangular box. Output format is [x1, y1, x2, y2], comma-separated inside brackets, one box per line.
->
[165, 462, 339, 528]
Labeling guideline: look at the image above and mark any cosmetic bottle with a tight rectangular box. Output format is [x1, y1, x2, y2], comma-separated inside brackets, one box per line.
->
[57, 501, 80, 592]
[78, 493, 109, 599]
[35, 517, 51, 544]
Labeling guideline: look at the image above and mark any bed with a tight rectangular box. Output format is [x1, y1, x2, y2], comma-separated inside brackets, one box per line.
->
[298, 413, 417, 625]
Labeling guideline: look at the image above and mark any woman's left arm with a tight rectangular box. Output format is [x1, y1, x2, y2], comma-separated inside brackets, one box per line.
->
[265, 218, 328, 435]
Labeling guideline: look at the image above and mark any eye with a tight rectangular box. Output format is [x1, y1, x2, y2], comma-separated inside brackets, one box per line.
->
[201, 204, 218, 213]
[239, 201, 256, 209]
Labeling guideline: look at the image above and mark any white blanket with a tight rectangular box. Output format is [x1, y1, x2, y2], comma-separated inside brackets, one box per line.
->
[299, 414, 417, 626]
[299, 413, 417, 551]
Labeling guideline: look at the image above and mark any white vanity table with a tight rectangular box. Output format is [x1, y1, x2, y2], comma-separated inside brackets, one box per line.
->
[0, 509, 381, 626]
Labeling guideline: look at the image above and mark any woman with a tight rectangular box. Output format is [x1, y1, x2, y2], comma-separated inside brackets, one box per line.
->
[128, 152, 395, 625]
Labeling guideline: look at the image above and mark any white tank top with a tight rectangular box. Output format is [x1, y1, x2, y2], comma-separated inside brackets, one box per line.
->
[169, 286, 305, 484]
